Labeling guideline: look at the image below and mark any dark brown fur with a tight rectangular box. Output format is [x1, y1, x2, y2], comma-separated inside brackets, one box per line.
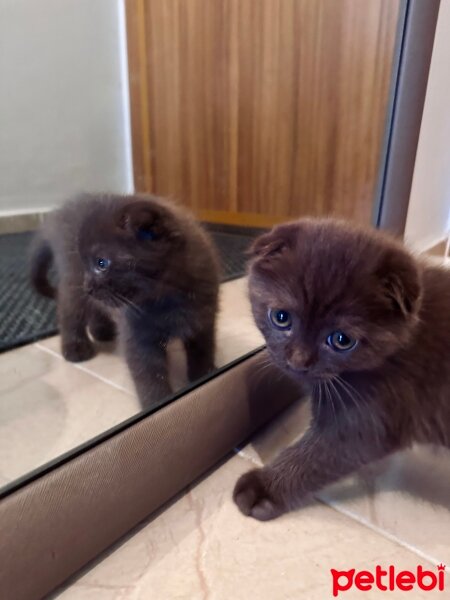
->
[30, 193, 220, 407]
[234, 218, 450, 521]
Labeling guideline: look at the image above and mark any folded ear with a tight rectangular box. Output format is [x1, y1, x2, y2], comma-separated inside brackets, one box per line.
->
[118, 201, 156, 236]
[249, 223, 297, 259]
[118, 200, 181, 242]
[249, 232, 285, 258]
[378, 247, 422, 318]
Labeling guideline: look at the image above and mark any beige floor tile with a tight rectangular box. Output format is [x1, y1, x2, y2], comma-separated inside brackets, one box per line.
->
[236, 396, 311, 465]
[422, 255, 450, 268]
[57, 454, 448, 600]
[318, 445, 450, 567]
[236, 396, 450, 572]
[0, 344, 139, 485]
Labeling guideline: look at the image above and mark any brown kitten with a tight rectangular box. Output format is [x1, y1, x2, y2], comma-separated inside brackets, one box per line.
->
[234, 218, 450, 521]
[30, 193, 220, 407]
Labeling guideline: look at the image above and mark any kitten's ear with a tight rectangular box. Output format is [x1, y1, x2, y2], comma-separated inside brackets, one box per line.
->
[118, 201, 157, 235]
[249, 224, 296, 259]
[119, 200, 183, 245]
[118, 200, 181, 242]
[378, 248, 422, 317]
[249, 233, 285, 258]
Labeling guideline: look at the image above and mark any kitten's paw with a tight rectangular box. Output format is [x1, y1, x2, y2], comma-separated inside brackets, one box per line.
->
[233, 468, 285, 521]
[62, 339, 96, 362]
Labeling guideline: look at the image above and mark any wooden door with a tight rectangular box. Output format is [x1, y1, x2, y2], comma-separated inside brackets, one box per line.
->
[126, 0, 401, 227]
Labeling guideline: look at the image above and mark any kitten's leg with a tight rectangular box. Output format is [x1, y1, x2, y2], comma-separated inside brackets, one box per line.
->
[88, 307, 116, 342]
[233, 427, 397, 521]
[184, 324, 216, 382]
[58, 284, 95, 362]
[122, 326, 172, 408]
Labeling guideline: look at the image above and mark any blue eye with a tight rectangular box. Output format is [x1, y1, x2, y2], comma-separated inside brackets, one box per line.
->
[327, 331, 357, 352]
[137, 227, 155, 241]
[96, 257, 110, 272]
[269, 309, 292, 330]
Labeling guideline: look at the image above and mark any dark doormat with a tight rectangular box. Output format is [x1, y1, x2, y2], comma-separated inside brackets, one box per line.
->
[0, 224, 265, 353]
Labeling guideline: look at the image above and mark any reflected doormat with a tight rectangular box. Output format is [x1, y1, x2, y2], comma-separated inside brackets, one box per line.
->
[0, 224, 264, 353]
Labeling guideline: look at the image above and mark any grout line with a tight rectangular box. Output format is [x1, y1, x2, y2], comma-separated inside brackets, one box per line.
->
[317, 496, 449, 574]
[232, 446, 264, 467]
[34, 342, 136, 397]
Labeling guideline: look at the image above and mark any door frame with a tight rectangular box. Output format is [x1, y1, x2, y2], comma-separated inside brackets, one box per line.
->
[374, 0, 441, 235]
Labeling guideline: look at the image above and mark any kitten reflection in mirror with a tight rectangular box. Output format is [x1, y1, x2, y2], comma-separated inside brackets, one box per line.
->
[234, 218, 450, 521]
[30, 193, 219, 406]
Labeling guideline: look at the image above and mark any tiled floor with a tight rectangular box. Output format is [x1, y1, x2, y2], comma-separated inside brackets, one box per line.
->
[0, 277, 263, 486]
[56, 400, 450, 599]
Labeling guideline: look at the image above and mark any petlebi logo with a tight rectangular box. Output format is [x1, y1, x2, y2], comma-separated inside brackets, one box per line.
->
[331, 564, 446, 596]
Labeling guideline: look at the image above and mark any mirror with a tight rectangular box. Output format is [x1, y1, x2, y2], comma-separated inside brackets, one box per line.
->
[0, 0, 401, 492]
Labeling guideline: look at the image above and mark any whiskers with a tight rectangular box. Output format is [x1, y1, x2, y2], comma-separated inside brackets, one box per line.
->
[316, 379, 338, 429]
[312, 380, 323, 422]
[112, 292, 145, 316]
[313, 375, 381, 445]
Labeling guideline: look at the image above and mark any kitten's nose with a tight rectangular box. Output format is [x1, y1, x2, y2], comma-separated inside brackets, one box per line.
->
[287, 349, 314, 372]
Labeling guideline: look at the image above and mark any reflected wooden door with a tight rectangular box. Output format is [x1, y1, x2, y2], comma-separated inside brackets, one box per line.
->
[126, 0, 401, 227]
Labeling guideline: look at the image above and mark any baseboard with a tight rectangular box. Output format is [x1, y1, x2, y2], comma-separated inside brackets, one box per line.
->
[423, 238, 448, 257]
[0, 212, 44, 234]
[197, 210, 292, 228]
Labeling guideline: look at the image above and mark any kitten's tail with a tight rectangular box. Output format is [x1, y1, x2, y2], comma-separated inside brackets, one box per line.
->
[29, 235, 56, 299]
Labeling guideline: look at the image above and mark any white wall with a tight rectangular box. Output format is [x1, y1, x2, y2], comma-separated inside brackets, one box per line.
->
[0, 0, 132, 215]
[405, 0, 450, 252]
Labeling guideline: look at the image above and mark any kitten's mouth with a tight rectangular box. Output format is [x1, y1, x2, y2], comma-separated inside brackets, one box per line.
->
[286, 365, 309, 375]
[284, 364, 332, 382]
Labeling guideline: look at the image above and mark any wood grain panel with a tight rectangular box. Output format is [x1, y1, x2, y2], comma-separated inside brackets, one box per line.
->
[126, 0, 400, 226]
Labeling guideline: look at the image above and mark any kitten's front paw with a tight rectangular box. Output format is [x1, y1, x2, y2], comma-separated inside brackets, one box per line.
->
[62, 339, 96, 362]
[233, 468, 286, 521]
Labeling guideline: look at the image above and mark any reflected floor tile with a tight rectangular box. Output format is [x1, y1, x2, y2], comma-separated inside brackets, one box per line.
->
[0, 344, 140, 485]
[1, 277, 262, 487]
[216, 278, 264, 366]
[57, 453, 447, 600]
[37, 277, 263, 392]
[36, 336, 136, 394]
[37, 336, 191, 394]
[0, 343, 54, 394]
